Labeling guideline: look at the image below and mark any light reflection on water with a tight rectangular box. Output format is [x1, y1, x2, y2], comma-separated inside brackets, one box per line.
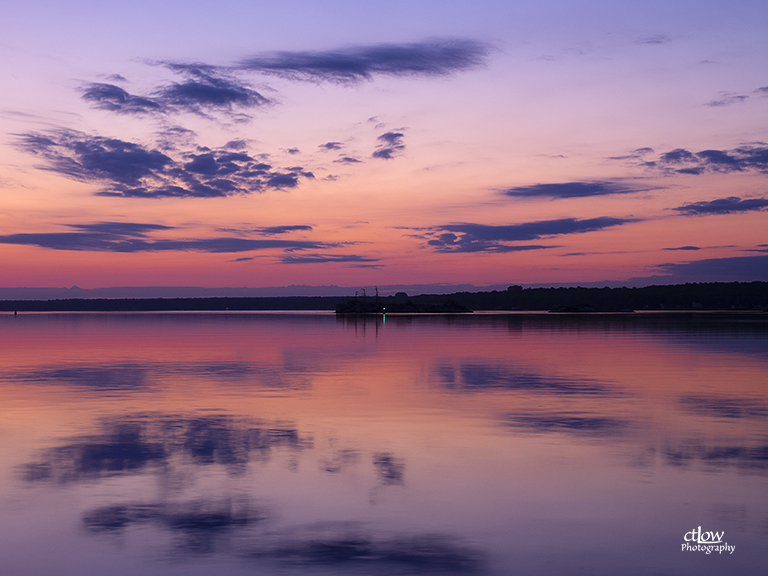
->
[0, 312, 766, 575]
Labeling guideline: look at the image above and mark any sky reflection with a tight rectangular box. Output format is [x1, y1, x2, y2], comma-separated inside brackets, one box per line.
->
[0, 313, 766, 575]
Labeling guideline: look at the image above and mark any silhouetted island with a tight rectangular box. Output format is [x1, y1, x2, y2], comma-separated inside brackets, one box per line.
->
[1, 281, 766, 313]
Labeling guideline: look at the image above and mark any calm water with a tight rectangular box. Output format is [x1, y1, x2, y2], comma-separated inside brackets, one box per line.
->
[0, 312, 766, 575]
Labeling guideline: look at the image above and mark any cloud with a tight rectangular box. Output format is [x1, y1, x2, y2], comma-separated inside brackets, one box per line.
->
[80, 82, 164, 114]
[82, 78, 268, 118]
[156, 65, 270, 114]
[673, 196, 768, 215]
[0, 221, 331, 253]
[663, 246, 701, 251]
[756, 86, 768, 96]
[632, 144, 768, 175]
[502, 180, 647, 199]
[15, 129, 314, 198]
[16, 129, 173, 186]
[254, 225, 313, 235]
[80, 38, 489, 123]
[236, 39, 491, 84]
[372, 131, 405, 160]
[83, 66, 271, 117]
[155, 126, 198, 151]
[652, 254, 768, 281]
[319, 141, 342, 150]
[334, 156, 362, 164]
[424, 217, 635, 253]
[636, 34, 671, 45]
[606, 148, 654, 161]
[280, 253, 378, 264]
[705, 93, 748, 107]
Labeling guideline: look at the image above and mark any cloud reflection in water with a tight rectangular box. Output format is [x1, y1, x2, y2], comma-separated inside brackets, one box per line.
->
[434, 361, 613, 395]
[506, 413, 629, 437]
[244, 522, 484, 574]
[21, 414, 313, 483]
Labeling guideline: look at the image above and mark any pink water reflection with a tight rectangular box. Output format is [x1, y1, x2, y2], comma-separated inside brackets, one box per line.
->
[0, 312, 766, 575]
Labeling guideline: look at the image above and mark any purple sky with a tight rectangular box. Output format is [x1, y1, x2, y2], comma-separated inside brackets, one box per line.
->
[1, 0, 767, 291]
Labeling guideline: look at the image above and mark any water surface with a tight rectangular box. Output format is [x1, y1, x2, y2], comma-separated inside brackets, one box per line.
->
[1, 312, 766, 575]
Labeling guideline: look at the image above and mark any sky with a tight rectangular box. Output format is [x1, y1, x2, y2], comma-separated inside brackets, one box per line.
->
[2, 0, 768, 291]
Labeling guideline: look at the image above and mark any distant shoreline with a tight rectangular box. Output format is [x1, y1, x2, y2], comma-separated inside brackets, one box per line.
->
[1, 281, 766, 312]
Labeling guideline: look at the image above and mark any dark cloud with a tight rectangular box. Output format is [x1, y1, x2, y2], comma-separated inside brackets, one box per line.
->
[16, 129, 173, 186]
[663, 246, 701, 251]
[155, 66, 270, 114]
[319, 141, 342, 150]
[652, 254, 768, 282]
[756, 86, 768, 96]
[224, 139, 249, 150]
[441, 218, 632, 240]
[634, 144, 768, 175]
[77, 222, 173, 235]
[155, 125, 198, 151]
[660, 148, 697, 164]
[706, 93, 748, 107]
[697, 149, 742, 170]
[334, 156, 362, 164]
[606, 148, 654, 161]
[286, 147, 300, 155]
[502, 180, 646, 199]
[15, 129, 313, 198]
[280, 254, 378, 264]
[265, 172, 300, 188]
[0, 221, 330, 253]
[425, 217, 634, 253]
[85, 65, 271, 117]
[434, 361, 612, 395]
[236, 39, 491, 84]
[673, 196, 768, 215]
[82, 38, 488, 124]
[254, 225, 313, 235]
[372, 131, 405, 159]
[81, 82, 163, 114]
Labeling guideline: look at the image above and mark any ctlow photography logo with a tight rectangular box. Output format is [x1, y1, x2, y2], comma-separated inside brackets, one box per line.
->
[682, 526, 735, 554]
